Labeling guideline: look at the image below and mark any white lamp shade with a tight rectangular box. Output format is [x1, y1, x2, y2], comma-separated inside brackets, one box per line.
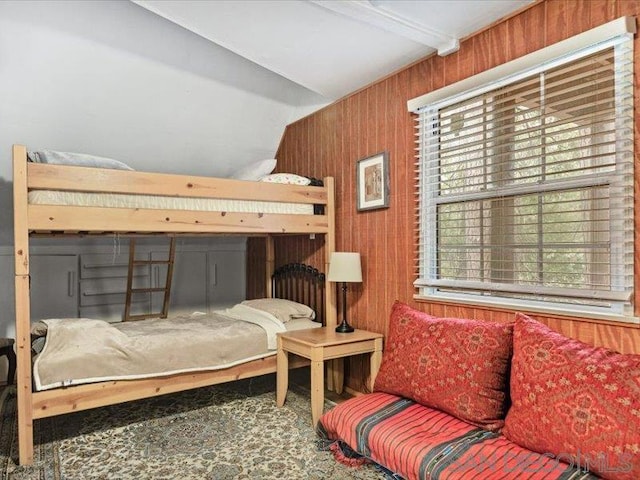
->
[328, 252, 362, 283]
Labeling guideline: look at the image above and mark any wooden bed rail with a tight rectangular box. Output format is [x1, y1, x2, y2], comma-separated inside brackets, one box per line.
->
[27, 206, 328, 235]
[31, 355, 311, 420]
[26, 162, 326, 204]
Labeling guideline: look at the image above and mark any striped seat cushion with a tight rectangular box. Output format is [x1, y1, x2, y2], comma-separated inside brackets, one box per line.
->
[318, 392, 600, 480]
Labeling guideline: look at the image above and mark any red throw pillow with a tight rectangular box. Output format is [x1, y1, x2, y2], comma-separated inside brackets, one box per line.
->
[373, 301, 513, 430]
[503, 313, 640, 480]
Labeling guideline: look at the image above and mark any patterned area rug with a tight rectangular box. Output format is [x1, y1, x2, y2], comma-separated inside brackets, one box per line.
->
[0, 375, 386, 479]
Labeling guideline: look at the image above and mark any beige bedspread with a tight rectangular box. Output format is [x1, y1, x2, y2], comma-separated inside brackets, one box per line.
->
[33, 309, 315, 391]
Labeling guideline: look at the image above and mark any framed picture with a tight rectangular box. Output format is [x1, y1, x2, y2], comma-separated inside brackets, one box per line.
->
[356, 152, 389, 211]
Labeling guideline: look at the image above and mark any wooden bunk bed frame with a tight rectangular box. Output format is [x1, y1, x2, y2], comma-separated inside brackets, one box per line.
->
[12, 144, 337, 465]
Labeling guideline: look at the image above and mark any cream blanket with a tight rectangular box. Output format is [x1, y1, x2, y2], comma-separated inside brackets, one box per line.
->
[33, 309, 287, 391]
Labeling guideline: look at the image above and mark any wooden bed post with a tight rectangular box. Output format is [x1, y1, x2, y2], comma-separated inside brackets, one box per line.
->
[323, 177, 343, 393]
[324, 177, 336, 328]
[265, 235, 275, 298]
[13, 145, 34, 465]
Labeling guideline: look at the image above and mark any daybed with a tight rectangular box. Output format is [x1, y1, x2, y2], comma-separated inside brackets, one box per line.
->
[12, 145, 337, 465]
[319, 302, 640, 480]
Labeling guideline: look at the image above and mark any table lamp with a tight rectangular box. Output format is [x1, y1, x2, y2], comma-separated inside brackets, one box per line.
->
[328, 252, 362, 333]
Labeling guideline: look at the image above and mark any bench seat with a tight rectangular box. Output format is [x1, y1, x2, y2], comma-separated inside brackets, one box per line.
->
[318, 392, 600, 480]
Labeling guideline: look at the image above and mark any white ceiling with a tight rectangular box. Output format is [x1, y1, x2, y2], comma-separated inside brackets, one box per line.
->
[0, 0, 534, 184]
[135, 0, 533, 100]
[0, 1, 328, 180]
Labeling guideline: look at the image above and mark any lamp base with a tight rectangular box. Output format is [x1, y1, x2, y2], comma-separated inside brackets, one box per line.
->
[335, 319, 354, 333]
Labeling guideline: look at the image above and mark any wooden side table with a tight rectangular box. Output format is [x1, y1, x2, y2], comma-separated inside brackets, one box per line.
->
[276, 327, 383, 426]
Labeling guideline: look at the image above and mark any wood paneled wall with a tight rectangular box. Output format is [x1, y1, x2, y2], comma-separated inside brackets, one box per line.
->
[248, 0, 640, 391]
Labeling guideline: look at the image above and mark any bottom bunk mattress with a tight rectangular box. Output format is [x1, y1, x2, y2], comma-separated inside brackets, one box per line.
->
[32, 306, 320, 391]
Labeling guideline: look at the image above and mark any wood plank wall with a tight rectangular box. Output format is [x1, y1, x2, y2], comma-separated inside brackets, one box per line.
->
[248, 0, 640, 392]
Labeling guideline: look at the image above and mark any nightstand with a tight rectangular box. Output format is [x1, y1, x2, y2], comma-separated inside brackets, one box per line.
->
[276, 327, 384, 426]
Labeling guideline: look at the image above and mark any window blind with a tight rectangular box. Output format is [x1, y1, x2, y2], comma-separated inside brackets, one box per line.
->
[413, 21, 635, 318]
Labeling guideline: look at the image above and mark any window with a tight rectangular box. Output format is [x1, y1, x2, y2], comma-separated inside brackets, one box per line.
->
[412, 20, 635, 320]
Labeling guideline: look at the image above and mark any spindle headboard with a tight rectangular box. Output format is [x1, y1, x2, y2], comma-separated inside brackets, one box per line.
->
[272, 263, 326, 325]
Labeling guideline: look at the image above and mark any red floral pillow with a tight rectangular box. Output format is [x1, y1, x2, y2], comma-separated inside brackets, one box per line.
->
[503, 313, 640, 480]
[373, 301, 513, 430]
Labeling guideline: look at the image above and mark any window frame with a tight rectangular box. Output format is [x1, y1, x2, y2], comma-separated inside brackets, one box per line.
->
[411, 19, 636, 323]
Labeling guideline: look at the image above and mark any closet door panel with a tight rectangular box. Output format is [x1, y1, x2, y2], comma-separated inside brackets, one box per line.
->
[30, 255, 78, 321]
[208, 251, 246, 310]
[0, 255, 16, 337]
[1, 254, 78, 336]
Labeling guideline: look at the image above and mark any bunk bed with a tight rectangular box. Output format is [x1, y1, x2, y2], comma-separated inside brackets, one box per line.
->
[12, 144, 337, 465]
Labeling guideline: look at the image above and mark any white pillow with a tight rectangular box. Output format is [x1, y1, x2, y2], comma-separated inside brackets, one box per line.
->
[27, 150, 134, 170]
[241, 298, 315, 323]
[230, 159, 276, 181]
[260, 173, 311, 185]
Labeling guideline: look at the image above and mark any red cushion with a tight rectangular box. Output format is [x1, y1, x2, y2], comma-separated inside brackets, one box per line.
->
[373, 301, 513, 430]
[319, 392, 598, 480]
[503, 313, 640, 480]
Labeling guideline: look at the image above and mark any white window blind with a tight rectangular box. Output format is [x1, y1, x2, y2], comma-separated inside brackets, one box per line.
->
[413, 19, 635, 320]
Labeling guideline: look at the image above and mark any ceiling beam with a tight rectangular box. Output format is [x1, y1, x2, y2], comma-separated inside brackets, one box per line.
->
[310, 0, 459, 56]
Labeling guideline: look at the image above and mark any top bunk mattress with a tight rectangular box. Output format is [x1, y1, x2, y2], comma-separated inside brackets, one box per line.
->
[28, 190, 314, 215]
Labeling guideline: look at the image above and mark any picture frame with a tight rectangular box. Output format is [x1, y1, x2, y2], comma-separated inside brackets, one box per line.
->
[356, 151, 389, 211]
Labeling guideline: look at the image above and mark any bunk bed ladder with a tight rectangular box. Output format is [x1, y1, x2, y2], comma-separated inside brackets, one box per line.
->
[123, 238, 176, 321]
